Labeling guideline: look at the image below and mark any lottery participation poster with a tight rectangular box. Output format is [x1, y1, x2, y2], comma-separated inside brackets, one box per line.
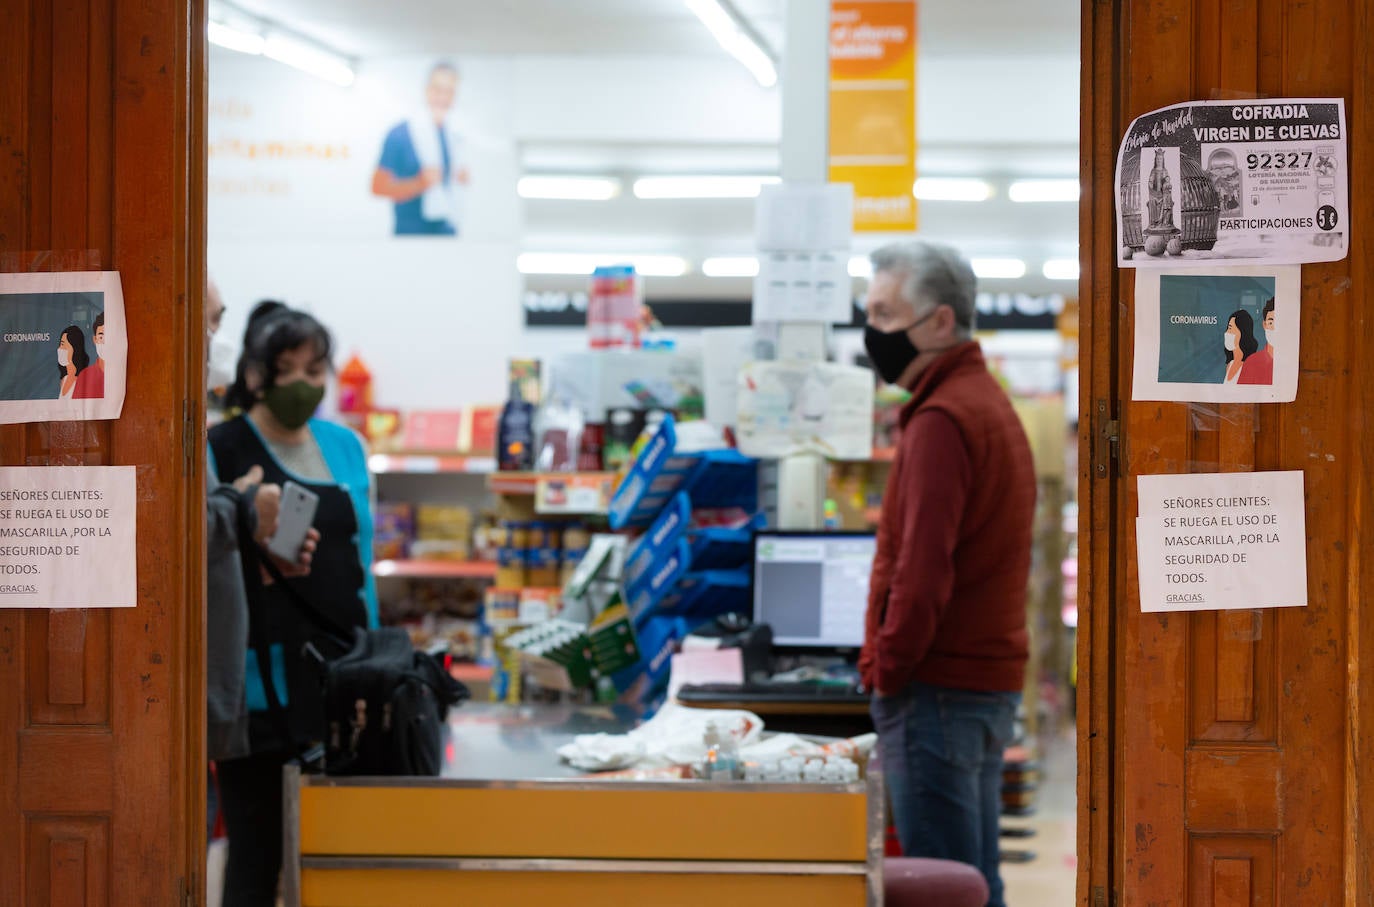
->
[1116, 98, 1347, 267]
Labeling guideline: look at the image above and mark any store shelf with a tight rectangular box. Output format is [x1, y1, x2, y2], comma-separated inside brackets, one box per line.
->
[447, 662, 495, 685]
[368, 453, 497, 475]
[486, 470, 616, 495]
[372, 559, 499, 580]
[833, 448, 897, 464]
[487, 471, 619, 515]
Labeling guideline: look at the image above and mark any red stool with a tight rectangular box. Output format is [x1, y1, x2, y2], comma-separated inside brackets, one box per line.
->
[883, 857, 989, 907]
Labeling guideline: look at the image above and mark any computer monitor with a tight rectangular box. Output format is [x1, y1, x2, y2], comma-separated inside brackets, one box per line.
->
[752, 531, 876, 651]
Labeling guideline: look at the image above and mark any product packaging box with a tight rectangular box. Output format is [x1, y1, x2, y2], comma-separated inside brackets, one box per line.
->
[373, 502, 415, 560]
[546, 349, 703, 421]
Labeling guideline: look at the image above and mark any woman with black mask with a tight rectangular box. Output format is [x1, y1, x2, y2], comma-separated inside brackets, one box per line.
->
[208, 305, 377, 907]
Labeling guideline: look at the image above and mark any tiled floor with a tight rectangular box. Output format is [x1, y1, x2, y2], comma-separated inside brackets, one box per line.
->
[1000, 726, 1078, 905]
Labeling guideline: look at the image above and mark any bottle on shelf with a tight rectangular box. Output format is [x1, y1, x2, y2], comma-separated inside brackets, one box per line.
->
[497, 379, 535, 472]
[337, 352, 374, 415]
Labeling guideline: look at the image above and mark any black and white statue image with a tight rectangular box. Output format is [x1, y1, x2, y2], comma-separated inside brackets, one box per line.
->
[1143, 148, 1183, 256]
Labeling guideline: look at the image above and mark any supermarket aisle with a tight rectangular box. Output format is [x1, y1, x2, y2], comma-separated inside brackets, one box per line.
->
[1001, 727, 1078, 905]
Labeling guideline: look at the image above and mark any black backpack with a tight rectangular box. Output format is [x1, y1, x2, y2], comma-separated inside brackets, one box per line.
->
[321, 625, 466, 776]
[241, 529, 469, 777]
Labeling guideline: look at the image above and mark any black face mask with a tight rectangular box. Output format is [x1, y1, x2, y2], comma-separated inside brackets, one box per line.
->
[864, 308, 938, 384]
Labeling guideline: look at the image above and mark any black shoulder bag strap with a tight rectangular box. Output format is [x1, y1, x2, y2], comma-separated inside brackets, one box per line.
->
[235, 498, 348, 767]
[246, 542, 354, 648]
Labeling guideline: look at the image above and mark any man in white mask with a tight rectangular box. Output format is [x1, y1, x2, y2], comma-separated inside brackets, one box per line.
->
[73, 313, 105, 399]
[206, 281, 237, 403]
[1239, 298, 1276, 385]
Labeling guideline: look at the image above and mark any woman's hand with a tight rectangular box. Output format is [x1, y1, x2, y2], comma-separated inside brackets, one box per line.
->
[267, 528, 319, 579]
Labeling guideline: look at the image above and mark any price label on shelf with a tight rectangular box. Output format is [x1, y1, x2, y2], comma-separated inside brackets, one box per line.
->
[518, 588, 562, 623]
[535, 474, 614, 515]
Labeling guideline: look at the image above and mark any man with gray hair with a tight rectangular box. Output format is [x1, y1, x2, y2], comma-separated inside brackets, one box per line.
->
[858, 241, 1035, 907]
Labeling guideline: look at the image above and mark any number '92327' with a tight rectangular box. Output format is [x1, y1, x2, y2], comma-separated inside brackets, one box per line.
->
[1246, 151, 1313, 170]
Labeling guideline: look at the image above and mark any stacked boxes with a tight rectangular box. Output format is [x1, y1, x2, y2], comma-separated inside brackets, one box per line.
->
[410, 504, 473, 561]
[604, 415, 760, 707]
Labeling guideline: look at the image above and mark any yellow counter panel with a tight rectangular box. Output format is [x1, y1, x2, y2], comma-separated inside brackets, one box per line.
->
[283, 706, 883, 906]
[301, 867, 865, 907]
[300, 782, 869, 863]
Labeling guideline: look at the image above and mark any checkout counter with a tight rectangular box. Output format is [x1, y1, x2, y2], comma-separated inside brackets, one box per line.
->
[677, 680, 873, 739]
[283, 703, 885, 907]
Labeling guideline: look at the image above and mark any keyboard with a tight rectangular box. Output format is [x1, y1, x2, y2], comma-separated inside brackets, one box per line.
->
[678, 681, 868, 704]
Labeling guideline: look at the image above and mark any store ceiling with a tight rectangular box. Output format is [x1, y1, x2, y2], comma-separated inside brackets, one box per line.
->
[209, 0, 1082, 298]
[217, 0, 1077, 61]
[220, 0, 787, 59]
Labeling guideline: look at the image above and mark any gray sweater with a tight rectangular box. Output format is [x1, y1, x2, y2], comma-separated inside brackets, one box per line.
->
[207, 472, 253, 761]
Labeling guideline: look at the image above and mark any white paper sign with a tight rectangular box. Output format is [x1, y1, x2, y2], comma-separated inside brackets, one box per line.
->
[755, 183, 854, 252]
[1132, 265, 1300, 403]
[0, 466, 138, 607]
[0, 271, 128, 424]
[701, 327, 757, 428]
[752, 250, 853, 324]
[1116, 98, 1348, 267]
[1136, 471, 1306, 613]
[735, 361, 874, 460]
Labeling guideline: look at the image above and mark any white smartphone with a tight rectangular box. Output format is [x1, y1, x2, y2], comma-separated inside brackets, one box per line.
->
[267, 480, 319, 562]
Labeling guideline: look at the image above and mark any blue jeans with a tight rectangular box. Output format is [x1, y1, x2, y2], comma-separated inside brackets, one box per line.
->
[871, 681, 1019, 907]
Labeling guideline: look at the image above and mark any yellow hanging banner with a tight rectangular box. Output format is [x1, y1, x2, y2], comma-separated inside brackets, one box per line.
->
[828, 0, 918, 233]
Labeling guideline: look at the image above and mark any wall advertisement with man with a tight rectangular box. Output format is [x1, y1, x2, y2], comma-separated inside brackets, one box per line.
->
[0, 271, 128, 424]
[208, 54, 518, 242]
[207, 52, 523, 409]
[1115, 98, 1347, 267]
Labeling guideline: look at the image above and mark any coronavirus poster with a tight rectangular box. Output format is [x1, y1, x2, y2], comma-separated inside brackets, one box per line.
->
[0, 271, 127, 424]
[1131, 265, 1300, 403]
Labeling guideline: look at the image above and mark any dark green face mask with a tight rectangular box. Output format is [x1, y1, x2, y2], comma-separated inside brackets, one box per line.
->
[263, 379, 325, 430]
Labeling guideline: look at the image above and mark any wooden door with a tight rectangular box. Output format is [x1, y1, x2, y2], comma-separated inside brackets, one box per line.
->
[0, 0, 207, 904]
[1079, 0, 1374, 904]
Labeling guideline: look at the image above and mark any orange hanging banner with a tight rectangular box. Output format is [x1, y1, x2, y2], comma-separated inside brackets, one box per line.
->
[828, 0, 918, 233]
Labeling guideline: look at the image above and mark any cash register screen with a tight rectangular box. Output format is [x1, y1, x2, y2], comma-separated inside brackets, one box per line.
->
[752, 532, 875, 649]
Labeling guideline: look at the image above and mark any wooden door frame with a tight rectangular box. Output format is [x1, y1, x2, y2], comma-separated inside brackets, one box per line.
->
[1078, 2, 1374, 904]
[1077, 1, 1123, 905]
[187, 0, 210, 888]
[0, 0, 207, 902]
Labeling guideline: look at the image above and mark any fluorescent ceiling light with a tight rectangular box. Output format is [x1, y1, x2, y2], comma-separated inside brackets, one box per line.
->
[518, 176, 621, 201]
[853, 255, 1025, 279]
[913, 177, 993, 202]
[1042, 258, 1080, 280]
[686, 0, 779, 88]
[971, 258, 1027, 279]
[263, 33, 354, 87]
[702, 256, 760, 277]
[517, 253, 688, 278]
[208, 21, 265, 55]
[633, 175, 779, 199]
[1008, 179, 1080, 203]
